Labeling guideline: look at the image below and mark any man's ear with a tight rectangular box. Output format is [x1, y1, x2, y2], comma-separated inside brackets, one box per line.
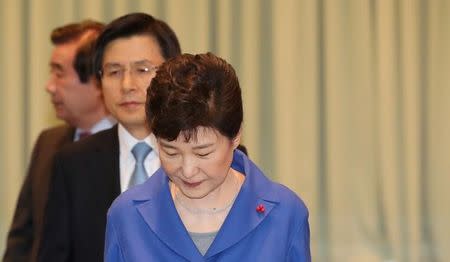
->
[90, 76, 101, 89]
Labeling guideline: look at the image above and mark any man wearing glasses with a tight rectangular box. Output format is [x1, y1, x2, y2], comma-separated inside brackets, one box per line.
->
[38, 13, 182, 262]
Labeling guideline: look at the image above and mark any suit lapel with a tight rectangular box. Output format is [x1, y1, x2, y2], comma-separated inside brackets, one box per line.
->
[205, 179, 278, 258]
[60, 126, 76, 145]
[135, 171, 203, 261]
[207, 152, 280, 258]
[92, 125, 121, 199]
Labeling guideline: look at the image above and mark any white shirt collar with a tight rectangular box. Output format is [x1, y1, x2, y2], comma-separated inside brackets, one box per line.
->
[74, 116, 116, 141]
[118, 124, 160, 192]
[117, 123, 158, 154]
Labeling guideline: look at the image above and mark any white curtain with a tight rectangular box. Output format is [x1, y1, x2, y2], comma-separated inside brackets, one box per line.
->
[1, 0, 449, 261]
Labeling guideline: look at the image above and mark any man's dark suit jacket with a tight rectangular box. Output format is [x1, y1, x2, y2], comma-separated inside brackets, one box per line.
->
[38, 125, 120, 262]
[3, 125, 75, 262]
[38, 125, 248, 262]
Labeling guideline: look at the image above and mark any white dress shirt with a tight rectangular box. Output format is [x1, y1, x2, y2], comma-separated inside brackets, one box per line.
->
[118, 124, 160, 192]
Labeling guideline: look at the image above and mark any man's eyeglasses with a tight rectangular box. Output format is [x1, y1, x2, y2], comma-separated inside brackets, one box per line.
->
[99, 61, 158, 86]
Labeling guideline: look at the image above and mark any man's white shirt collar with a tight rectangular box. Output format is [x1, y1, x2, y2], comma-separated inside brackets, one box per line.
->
[118, 124, 160, 192]
[74, 116, 116, 141]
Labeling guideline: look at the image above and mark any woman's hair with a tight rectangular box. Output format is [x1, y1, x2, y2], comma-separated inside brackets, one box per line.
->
[146, 52, 243, 141]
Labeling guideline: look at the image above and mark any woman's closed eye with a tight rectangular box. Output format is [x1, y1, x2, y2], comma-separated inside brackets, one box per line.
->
[163, 150, 179, 157]
[195, 151, 213, 158]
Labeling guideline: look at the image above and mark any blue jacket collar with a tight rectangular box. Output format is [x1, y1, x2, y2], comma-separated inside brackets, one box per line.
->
[132, 150, 280, 260]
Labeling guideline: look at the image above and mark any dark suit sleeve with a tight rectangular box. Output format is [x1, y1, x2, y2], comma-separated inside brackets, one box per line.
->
[37, 152, 71, 262]
[3, 133, 45, 262]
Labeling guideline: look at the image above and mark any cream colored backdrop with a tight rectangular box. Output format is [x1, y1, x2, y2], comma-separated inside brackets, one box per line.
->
[0, 0, 449, 261]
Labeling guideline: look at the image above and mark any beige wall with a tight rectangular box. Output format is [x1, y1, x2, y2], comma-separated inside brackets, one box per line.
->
[1, 0, 449, 261]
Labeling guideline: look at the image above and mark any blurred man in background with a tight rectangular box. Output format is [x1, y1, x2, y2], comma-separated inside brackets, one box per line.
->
[3, 20, 115, 262]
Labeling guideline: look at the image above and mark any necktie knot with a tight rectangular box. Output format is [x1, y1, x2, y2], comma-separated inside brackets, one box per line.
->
[131, 142, 152, 163]
[128, 142, 152, 189]
[79, 131, 91, 140]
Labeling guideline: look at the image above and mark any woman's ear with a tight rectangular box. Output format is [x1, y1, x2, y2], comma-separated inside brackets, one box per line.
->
[232, 127, 242, 149]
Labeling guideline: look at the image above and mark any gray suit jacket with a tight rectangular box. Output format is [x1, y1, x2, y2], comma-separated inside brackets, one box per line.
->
[3, 125, 75, 262]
